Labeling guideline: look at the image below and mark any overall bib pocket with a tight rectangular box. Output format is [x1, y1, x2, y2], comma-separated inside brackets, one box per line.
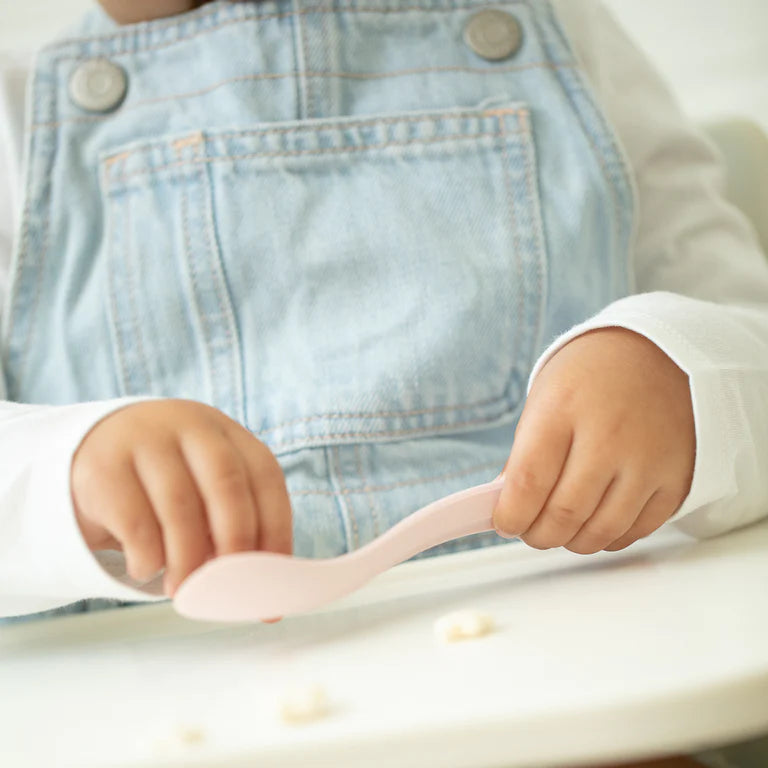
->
[99, 101, 547, 455]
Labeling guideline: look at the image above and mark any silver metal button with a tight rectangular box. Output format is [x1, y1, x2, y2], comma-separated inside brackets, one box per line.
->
[68, 59, 127, 113]
[464, 10, 523, 62]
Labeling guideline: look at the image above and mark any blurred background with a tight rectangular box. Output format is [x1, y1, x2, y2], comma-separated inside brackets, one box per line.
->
[3, 0, 768, 130]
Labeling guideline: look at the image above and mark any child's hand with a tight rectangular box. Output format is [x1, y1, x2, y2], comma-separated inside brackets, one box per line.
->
[493, 327, 695, 553]
[70, 400, 292, 596]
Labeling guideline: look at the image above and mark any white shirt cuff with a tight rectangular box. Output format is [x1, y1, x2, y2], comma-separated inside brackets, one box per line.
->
[0, 397, 167, 617]
[526, 293, 724, 529]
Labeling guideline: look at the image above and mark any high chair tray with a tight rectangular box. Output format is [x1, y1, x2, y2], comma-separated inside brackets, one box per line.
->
[1, 517, 767, 768]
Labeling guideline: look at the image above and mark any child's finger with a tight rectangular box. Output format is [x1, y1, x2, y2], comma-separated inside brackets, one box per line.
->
[564, 474, 652, 555]
[603, 487, 682, 551]
[179, 430, 258, 560]
[492, 409, 572, 538]
[132, 444, 210, 594]
[77, 459, 165, 582]
[226, 425, 293, 556]
[520, 440, 614, 549]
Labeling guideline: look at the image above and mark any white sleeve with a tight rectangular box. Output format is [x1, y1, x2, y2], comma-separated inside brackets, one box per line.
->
[0, 399, 168, 618]
[545, 1, 768, 538]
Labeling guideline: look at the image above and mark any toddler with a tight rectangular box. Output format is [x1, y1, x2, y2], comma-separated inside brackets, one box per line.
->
[0, 1, 767, 765]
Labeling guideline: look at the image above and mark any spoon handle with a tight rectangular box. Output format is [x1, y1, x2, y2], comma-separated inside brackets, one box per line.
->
[348, 476, 507, 572]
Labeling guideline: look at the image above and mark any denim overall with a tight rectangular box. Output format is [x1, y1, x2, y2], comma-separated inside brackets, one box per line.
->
[0, 0, 633, 621]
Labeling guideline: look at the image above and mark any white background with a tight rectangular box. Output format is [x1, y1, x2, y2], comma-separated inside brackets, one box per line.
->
[2, 0, 768, 130]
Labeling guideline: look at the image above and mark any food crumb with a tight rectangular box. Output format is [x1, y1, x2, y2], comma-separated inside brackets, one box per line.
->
[177, 726, 205, 745]
[434, 610, 495, 643]
[152, 726, 206, 757]
[279, 683, 329, 724]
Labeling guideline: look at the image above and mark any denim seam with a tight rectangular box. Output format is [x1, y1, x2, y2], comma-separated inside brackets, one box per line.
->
[332, 445, 359, 550]
[354, 442, 381, 537]
[184, 134, 247, 423]
[539, 0, 633, 291]
[108, 130, 521, 183]
[289, 458, 501, 495]
[122, 169, 153, 391]
[104, 175, 131, 395]
[290, 0, 307, 120]
[197, 140, 247, 425]
[212, 107, 524, 137]
[105, 155, 152, 393]
[545, 0, 635, 212]
[323, 444, 352, 552]
[178, 138, 217, 405]
[266, 414, 515, 453]
[11, 60, 60, 387]
[99, 108, 526, 159]
[296, 0, 314, 119]
[31, 64, 566, 130]
[0, 130, 33, 375]
[251, 396, 507, 432]
[522, 110, 547, 369]
[494, 112, 525, 400]
[530, 4, 622, 254]
[51, 1, 535, 53]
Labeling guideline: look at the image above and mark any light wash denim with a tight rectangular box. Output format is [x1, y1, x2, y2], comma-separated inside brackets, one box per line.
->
[0, 0, 633, 622]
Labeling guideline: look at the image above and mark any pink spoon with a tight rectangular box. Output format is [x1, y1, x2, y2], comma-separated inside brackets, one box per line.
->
[173, 477, 507, 622]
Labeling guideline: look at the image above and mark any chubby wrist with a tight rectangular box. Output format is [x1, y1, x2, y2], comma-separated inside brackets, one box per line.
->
[96, 0, 205, 24]
[538, 325, 689, 387]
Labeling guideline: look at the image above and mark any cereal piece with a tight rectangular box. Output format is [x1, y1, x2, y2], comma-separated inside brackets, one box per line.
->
[279, 683, 329, 724]
[434, 610, 495, 643]
[152, 726, 206, 756]
[176, 726, 205, 745]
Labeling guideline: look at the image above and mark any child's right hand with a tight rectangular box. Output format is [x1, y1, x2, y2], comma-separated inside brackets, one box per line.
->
[70, 399, 293, 596]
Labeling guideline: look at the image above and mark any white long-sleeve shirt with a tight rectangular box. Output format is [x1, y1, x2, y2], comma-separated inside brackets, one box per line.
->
[1, 0, 768, 618]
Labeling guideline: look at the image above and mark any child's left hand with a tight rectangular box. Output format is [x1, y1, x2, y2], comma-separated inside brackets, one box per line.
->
[493, 327, 695, 553]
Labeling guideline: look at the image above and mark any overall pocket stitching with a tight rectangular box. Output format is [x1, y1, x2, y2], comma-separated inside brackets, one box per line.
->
[495, 113, 525, 399]
[104, 190, 131, 394]
[296, 0, 314, 120]
[101, 107, 526, 165]
[109, 129, 521, 184]
[178, 141, 216, 403]
[197, 143, 247, 426]
[253, 396, 506, 434]
[332, 445, 360, 550]
[176, 137, 245, 422]
[105, 158, 155, 394]
[100, 105, 541, 449]
[519, 109, 549, 358]
[354, 443, 382, 537]
[211, 107, 524, 140]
